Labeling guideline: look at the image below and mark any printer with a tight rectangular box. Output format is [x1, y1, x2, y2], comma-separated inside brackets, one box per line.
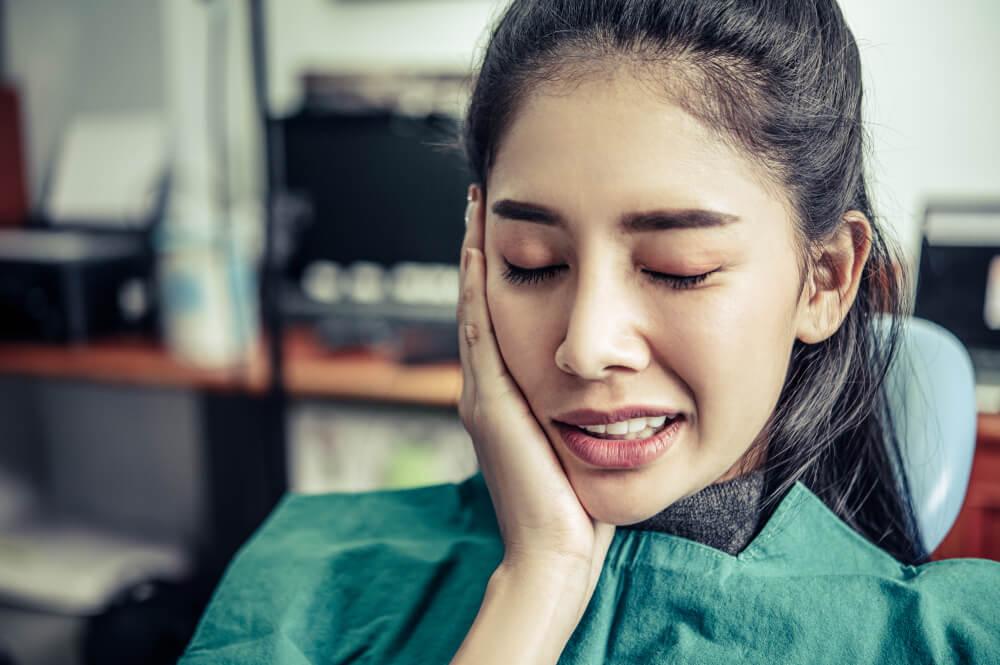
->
[0, 113, 166, 342]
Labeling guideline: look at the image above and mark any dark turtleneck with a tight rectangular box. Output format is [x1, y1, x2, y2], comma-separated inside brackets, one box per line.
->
[622, 470, 767, 556]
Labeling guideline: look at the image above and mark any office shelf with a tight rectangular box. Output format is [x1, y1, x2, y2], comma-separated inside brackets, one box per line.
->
[0, 327, 461, 407]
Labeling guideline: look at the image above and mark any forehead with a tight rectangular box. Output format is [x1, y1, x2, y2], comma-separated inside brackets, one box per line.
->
[488, 73, 790, 223]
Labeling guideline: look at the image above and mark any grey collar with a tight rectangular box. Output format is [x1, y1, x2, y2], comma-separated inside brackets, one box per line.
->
[623, 471, 767, 556]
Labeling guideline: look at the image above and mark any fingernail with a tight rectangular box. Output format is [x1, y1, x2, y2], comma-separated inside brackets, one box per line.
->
[464, 323, 478, 345]
[464, 201, 472, 227]
[467, 184, 476, 202]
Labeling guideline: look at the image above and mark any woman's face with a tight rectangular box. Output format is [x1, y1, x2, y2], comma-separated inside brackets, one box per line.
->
[483, 72, 812, 525]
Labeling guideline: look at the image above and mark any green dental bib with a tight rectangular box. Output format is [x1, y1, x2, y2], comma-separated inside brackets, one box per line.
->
[181, 472, 1000, 664]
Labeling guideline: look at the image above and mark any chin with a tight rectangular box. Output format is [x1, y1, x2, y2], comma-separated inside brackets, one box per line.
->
[585, 503, 660, 526]
[569, 469, 689, 526]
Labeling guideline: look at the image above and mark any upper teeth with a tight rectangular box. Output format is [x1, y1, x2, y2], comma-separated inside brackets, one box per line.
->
[583, 415, 670, 435]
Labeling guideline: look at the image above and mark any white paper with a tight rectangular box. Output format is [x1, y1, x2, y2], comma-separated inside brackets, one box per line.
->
[46, 113, 167, 227]
[925, 209, 1000, 247]
[984, 255, 1000, 330]
[0, 520, 188, 615]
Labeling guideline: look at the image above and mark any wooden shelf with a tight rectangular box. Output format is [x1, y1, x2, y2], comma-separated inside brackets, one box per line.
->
[0, 332, 997, 557]
[976, 413, 1000, 450]
[0, 334, 267, 392]
[933, 427, 1000, 561]
[0, 327, 461, 407]
[282, 328, 460, 407]
[5, 330, 1000, 420]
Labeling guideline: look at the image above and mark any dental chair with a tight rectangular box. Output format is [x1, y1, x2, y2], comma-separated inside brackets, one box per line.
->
[173, 315, 980, 665]
[884, 316, 977, 553]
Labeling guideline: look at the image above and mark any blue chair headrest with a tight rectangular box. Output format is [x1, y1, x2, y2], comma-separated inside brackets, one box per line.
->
[882, 317, 977, 552]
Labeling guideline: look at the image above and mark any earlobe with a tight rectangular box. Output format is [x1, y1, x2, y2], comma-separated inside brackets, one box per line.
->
[794, 263, 816, 343]
[795, 249, 833, 345]
[794, 212, 873, 345]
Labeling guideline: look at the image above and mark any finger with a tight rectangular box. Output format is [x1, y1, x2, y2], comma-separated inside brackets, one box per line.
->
[463, 184, 485, 254]
[459, 186, 524, 402]
[458, 247, 476, 405]
[458, 184, 485, 402]
[462, 246, 517, 402]
[458, 184, 483, 294]
[459, 184, 483, 277]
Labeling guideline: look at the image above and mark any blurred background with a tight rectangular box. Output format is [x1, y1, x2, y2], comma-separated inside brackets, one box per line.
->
[0, 0, 996, 663]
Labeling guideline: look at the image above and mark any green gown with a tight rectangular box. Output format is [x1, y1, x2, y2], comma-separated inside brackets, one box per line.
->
[180, 471, 1000, 664]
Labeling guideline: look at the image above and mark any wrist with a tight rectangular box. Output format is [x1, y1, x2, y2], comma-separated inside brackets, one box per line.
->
[494, 554, 590, 599]
[449, 558, 590, 665]
[491, 556, 593, 634]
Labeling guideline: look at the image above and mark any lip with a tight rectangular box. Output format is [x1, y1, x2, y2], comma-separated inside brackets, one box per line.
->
[553, 406, 683, 427]
[555, 417, 685, 469]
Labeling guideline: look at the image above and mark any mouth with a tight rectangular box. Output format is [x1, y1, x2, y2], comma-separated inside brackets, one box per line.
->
[562, 413, 680, 440]
[553, 414, 686, 469]
[553, 407, 684, 431]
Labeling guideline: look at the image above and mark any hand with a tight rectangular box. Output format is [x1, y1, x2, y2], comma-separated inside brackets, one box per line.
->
[457, 184, 615, 626]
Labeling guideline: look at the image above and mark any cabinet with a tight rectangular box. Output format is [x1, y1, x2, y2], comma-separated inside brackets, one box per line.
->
[0, 334, 997, 561]
[933, 415, 1000, 560]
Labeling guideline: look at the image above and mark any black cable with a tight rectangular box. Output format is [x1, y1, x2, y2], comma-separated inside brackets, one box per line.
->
[203, 0, 247, 386]
[206, 0, 231, 223]
[0, 0, 7, 79]
[248, 0, 289, 495]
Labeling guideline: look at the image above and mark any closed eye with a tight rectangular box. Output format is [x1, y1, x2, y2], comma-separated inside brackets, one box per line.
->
[642, 268, 715, 290]
[501, 259, 716, 290]
[501, 260, 568, 285]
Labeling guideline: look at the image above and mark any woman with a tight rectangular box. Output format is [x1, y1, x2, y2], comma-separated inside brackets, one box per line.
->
[181, 1, 1000, 663]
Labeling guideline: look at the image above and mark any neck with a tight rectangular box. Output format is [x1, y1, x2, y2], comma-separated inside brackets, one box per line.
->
[623, 470, 767, 555]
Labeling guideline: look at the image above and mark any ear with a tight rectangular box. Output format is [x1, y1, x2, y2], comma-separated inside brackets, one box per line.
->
[795, 211, 873, 344]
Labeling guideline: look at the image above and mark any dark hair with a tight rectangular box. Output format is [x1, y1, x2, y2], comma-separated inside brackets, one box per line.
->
[460, 0, 926, 564]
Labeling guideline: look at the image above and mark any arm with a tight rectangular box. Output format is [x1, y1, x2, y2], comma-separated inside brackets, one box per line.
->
[451, 558, 590, 665]
[450, 185, 615, 664]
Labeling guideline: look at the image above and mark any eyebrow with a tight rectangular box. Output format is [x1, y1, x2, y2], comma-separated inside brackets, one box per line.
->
[490, 199, 740, 231]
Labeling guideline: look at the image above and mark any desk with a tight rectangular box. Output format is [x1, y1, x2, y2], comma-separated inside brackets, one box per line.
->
[0, 328, 462, 577]
[0, 336, 997, 561]
[934, 417, 1000, 560]
[0, 326, 461, 405]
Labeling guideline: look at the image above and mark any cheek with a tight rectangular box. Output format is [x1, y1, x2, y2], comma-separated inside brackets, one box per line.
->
[653, 266, 798, 447]
[486, 281, 555, 398]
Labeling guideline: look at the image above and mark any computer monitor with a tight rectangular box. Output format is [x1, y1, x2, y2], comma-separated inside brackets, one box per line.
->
[914, 202, 1000, 350]
[280, 110, 471, 284]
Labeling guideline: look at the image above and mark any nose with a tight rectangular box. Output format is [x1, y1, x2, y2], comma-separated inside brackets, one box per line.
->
[554, 270, 651, 381]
